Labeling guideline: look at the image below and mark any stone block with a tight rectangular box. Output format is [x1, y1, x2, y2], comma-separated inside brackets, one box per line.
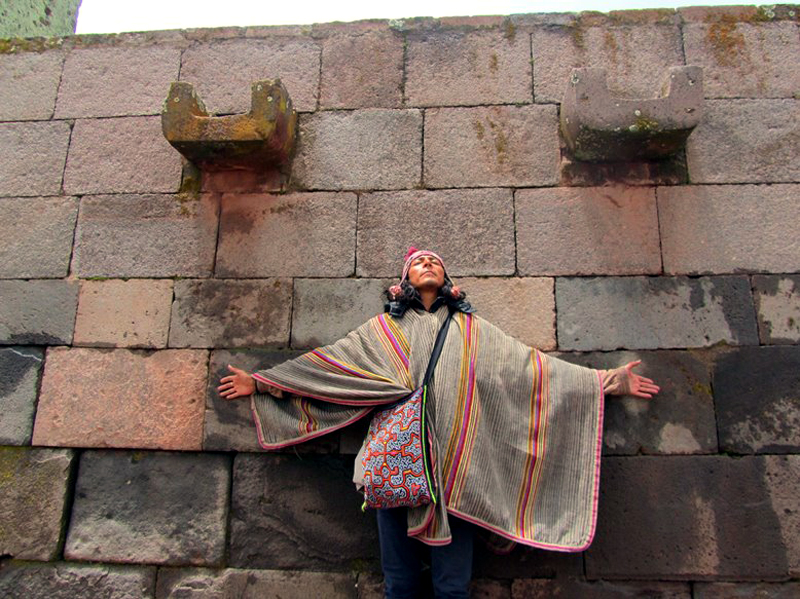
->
[180, 38, 320, 113]
[293, 110, 422, 190]
[713, 346, 800, 454]
[559, 350, 717, 455]
[357, 189, 515, 277]
[0, 51, 64, 121]
[458, 278, 556, 350]
[0, 447, 74, 560]
[0, 121, 71, 197]
[472, 579, 511, 599]
[0, 196, 78, 278]
[32, 347, 207, 450]
[686, 100, 800, 184]
[531, 24, 684, 103]
[762, 455, 800, 577]
[516, 187, 660, 276]
[63, 117, 182, 194]
[55, 46, 182, 118]
[230, 453, 380, 570]
[659, 184, 800, 274]
[683, 22, 800, 99]
[205, 348, 317, 453]
[0, 562, 156, 599]
[356, 572, 383, 599]
[73, 279, 173, 348]
[695, 582, 800, 599]
[320, 30, 404, 109]
[169, 279, 292, 348]
[73, 193, 218, 278]
[0, 280, 78, 345]
[291, 279, 388, 349]
[156, 568, 358, 599]
[556, 276, 759, 351]
[585, 456, 797, 579]
[512, 579, 690, 598]
[753, 275, 800, 344]
[0, 346, 43, 445]
[65, 450, 230, 566]
[423, 105, 559, 188]
[405, 29, 532, 107]
[473, 543, 583, 579]
[215, 192, 356, 278]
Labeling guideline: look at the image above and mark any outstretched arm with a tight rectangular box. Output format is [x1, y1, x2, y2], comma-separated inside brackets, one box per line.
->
[601, 360, 660, 398]
[217, 365, 284, 400]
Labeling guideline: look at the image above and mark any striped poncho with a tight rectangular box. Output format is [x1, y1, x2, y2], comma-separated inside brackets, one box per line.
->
[251, 304, 604, 551]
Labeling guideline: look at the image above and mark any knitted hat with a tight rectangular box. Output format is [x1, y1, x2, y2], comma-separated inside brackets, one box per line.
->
[388, 247, 460, 299]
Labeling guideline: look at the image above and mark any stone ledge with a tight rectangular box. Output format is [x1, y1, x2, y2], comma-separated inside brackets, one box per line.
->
[0, 562, 156, 599]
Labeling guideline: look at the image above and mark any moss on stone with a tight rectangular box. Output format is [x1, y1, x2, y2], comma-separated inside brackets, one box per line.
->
[706, 19, 746, 66]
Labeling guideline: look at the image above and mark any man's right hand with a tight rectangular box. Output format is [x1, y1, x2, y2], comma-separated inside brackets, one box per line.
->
[217, 364, 256, 400]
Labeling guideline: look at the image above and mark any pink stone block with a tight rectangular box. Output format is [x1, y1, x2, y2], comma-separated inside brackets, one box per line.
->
[74, 280, 174, 348]
[424, 105, 559, 188]
[0, 51, 64, 121]
[532, 24, 684, 103]
[216, 192, 356, 277]
[64, 117, 182, 194]
[55, 46, 182, 118]
[684, 22, 800, 99]
[320, 30, 404, 109]
[32, 348, 208, 450]
[406, 29, 532, 107]
[180, 39, 319, 113]
[516, 187, 661, 276]
[0, 122, 71, 197]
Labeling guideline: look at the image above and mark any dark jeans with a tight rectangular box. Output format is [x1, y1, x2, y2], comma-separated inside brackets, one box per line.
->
[377, 508, 474, 599]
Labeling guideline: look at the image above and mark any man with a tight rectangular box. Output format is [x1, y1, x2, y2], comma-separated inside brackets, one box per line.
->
[218, 248, 659, 599]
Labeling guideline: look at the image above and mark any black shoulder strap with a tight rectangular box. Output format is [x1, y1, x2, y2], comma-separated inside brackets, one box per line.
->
[422, 307, 453, 388]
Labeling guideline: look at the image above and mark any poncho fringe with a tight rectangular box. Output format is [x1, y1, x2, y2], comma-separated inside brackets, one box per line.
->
[251, 306, 604, 552]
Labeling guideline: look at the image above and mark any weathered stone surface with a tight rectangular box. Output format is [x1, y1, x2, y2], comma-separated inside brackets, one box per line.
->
[169, 279, 292, 348]
[472, 579, 511, 599]
[0, 447, 74, 560]
[73, 193, 218, 278]
[320, 30, 404, 109]
[73, 279, 174, 348]
[686, 100, 800, 184]
[63, 117, 182, 194]
[0, 51, 64, 121]
[230, 453, 380, 570]
[357, 189, 515, 277]
[753, 275, 800, 344]
[559, 149, 689, 187]
[216, 192, 356, 278]
[33, 347, 207, 450]
[0, 196, 78, 278]
[683, 21, 800, 99]
[763, 455, 800, 577]
[473, 543, 583, 580]
[55, 46, 182, 118]
[585, 456, 795, 579]
[293, 110, 422, 190]
[695, 582, 800, 599]
[0, 280, 78, 345]
[531, 24, 684, 103]
[0, 0, 80, 37]
[180, 38, 320, 113]
[0, 346, 43, 445]
[356, 572, 383, 599]
[65, 450, 230, 566]
[659, 184, 800, 274]
[556, 276, 759, 350]
[291, 279, 388, 349]
[0, 562, 156, 599]
[156, 568, 358, 598]
[512, 579, 690, 598]
[561, 350, 717, 455]
[424, 105, 559, 188]
[713, 346, 800, 454]
[0, 121, 71, 197]
[458, 278, 556, 350]
[516, 187, 660, 276]
[205, 349, 317, 453]
[405, 29, 532, 107]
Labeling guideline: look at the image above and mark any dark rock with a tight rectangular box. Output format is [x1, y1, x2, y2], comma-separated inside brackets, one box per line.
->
[0, 562, 155, 599]
[0, 346, 43, 444]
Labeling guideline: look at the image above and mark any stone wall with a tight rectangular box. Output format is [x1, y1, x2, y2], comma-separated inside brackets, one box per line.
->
[1, 5, 799, 598]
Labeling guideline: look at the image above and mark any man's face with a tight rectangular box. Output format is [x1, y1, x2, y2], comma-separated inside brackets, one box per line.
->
[407, 254, 445, 291]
